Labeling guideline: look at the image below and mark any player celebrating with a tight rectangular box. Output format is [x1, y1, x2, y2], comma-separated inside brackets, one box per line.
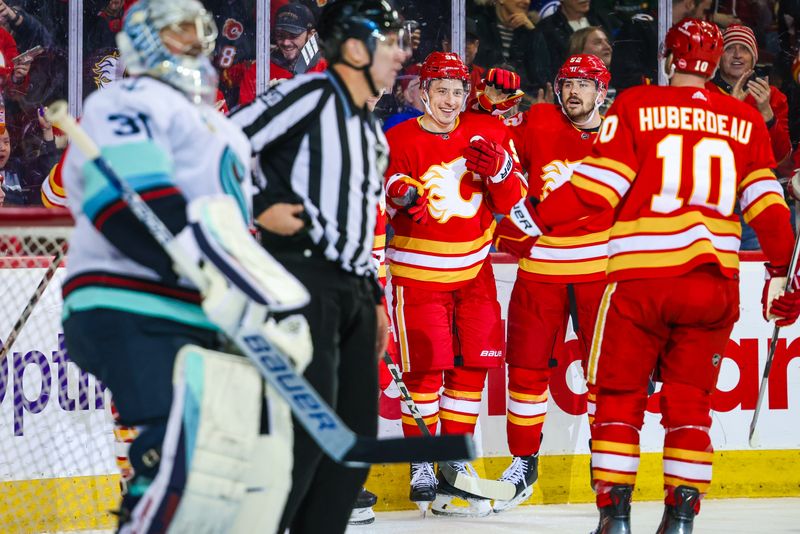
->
[60, 1, 311, 532]
[384, 51, 524, 517]
[492, 54, 611, 512]
[508, 19, 800, 533]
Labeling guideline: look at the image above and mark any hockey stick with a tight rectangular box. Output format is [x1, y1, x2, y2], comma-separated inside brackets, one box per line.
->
[381, 352, 516, 500]
[749, 219, 800, 447]
[46, 101, 474, 467]
[0, 240, 67, 361]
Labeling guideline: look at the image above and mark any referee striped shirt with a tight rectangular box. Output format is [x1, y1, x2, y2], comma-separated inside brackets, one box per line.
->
[230, 69, 387, 278]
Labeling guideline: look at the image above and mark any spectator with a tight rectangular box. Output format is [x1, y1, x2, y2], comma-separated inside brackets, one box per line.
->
[0, 109, 58, 205]
[0, 0, 53, 52]
[706, 24, 792, 249]
[568, 26, 616, 113]
[384, 64, 424, 131]
[471, 0, 552, 93]
[233, 2, 327, 106]
[536, 0, 618, 81]
[707, 25, 791, 166]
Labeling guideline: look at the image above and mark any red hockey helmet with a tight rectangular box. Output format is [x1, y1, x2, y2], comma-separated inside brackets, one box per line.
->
[663, 18, 724, 78]
[419, 51, 469, 86]
[554, 54, 610, 97]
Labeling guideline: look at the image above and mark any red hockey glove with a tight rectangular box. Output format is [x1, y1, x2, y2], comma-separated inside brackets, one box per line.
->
[762, 263, 800, 326]
[475, 68, 524, 116]
[463, 136, 513, 183]
[509, 196, 546, 238]
[387, 176, 429, 224]
[494, 215, 536, 258]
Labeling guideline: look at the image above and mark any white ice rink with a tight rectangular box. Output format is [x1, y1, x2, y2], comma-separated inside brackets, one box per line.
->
[348, 498, 800, 533]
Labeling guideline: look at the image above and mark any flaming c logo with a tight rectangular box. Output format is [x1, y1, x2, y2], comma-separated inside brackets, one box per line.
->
[540, 159, 581, 200]
[420, 158, 483, 223]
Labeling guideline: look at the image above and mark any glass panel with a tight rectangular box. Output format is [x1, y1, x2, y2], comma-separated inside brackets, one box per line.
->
[0, 1, 69, 207]
[373, 0, 451, 126]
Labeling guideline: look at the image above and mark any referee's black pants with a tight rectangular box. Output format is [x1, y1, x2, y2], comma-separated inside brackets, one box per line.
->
[275, 254, 378, 534]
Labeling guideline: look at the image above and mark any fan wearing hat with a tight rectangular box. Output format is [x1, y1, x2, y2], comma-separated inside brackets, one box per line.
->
[271, 3, 327, 79]
[707, 24, 791, 166]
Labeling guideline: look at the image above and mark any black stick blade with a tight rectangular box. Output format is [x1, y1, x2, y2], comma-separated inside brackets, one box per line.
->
[342, 434, 475, 467]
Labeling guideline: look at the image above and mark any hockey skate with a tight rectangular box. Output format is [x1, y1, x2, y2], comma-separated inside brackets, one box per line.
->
[655, 485, 700, 534]
[348, 487, 378, 525]
[492, 454, 539, 512]
[431, 461, 492, 517]
[409, 462, 437, 516]
[591, 484, 632, 534]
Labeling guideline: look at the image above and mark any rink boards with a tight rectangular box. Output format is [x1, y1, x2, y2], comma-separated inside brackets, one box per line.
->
[0, 256, 798, 529]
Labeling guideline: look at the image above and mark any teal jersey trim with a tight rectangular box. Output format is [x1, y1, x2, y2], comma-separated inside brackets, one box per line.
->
[182, 351, 204, 470]
[82, 141, 174, 220]
[219, 146, 249, 220]
[62, 286, 217, 331]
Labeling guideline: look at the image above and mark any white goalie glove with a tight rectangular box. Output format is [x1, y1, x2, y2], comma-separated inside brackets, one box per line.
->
[174, 195, 313, 370]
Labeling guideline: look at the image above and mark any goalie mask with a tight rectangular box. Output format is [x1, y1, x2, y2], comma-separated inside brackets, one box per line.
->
[116, 0, 219, 105]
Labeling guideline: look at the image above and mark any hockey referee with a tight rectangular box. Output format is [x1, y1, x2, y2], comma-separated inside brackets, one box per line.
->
[230, 1, 411, 532]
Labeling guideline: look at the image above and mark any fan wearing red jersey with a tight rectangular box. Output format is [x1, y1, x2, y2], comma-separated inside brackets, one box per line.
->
[491, 54, 612, 513]
[509, 19, 799, 534]
[384, 51, 524, 517]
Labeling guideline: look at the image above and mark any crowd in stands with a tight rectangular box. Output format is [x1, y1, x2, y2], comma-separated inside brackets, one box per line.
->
[2, 0, 799, 253]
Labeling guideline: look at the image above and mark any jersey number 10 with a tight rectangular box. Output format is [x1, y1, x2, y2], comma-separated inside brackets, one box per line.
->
[651, 134, 737, 217]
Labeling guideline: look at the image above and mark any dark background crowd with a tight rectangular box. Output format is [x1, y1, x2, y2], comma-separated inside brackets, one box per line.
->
[2, 0, 799, 251]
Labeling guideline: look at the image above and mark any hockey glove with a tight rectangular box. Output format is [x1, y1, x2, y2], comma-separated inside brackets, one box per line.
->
[387, 176, 430, 224]
[509, 196, 546, 238]
[761, 263, 800, 326]
[493, 215, 537, 258]
[476, 68, 524, 116]
[463, 136, 513, 183]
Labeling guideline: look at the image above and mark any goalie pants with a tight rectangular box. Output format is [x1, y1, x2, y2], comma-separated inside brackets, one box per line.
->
[505, 278, 606, 456]
[588, 266, 738, 510]
[273, 254, 378, 534]
[62, 308, 219, 530]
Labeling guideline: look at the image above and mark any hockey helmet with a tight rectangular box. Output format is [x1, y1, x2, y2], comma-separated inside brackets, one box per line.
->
[116, 0, 219, 104]
[419, 51, 469, 87]
[554, 54, 610, 98]
[662, 18, 724, 78]
[318, 0, 410, 63]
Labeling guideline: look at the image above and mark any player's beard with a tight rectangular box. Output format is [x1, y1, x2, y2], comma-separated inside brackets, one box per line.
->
[562, 96, 595, 125]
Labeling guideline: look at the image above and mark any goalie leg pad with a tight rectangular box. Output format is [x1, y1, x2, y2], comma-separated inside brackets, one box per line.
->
[125, 345, 263, 534]
[229, 381, 294, 533]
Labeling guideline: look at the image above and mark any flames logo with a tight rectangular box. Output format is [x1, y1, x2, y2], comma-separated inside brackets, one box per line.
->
[540, 159, 581, 199]
[222, 18, 244, 41]
[92, 51, 121, 90]
[421, 158, 483, 223]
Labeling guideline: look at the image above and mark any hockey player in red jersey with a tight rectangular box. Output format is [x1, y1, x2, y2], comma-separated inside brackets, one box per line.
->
[508, 19, 800, 533]
[384, 51, 524, 517]
[491, 54, 612, 512]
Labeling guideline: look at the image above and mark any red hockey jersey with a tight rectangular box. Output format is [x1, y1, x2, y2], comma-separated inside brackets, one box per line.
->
[514, 103, 611, 283]
[535, 85, 791, 281]
[385, 112, 524, 290]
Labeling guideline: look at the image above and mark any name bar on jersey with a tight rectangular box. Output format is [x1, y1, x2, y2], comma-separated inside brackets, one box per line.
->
[638, 106, 753, 144]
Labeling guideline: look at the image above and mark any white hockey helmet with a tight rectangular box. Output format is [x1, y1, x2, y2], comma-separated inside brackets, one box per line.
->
[116, 0, 219, 105]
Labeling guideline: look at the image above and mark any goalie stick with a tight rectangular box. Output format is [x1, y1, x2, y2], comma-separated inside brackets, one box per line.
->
[381, 352, 516, 501]
[749, 217, 800, 447]
[46, 101, 474, 467]
[0, 239, 67, 362]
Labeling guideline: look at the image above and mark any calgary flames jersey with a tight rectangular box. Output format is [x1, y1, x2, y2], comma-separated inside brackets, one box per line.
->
[536, 84, 789, 281]
[515, 103, 611, 283]
[385, 112, 524, 290]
